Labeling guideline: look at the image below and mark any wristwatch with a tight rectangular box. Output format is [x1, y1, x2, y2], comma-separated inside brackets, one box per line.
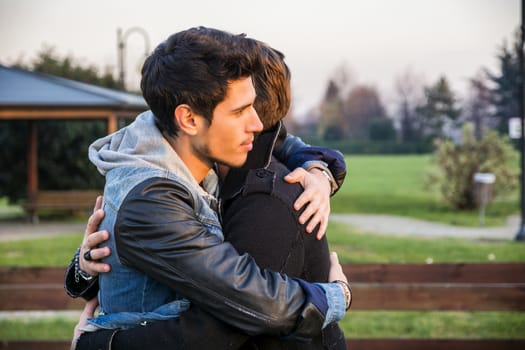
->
[305, 164, 338, 195]
[333, 280, 352, 311]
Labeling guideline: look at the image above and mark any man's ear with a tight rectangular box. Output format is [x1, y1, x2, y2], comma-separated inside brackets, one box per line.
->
[174, 104, 198, 135]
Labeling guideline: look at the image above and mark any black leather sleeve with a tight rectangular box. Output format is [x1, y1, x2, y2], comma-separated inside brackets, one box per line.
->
[114, 177, 326, 338]
[64, 257, 99, 300]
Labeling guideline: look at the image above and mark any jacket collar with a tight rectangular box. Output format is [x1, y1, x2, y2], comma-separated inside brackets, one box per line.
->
[220, 121, 286, 200]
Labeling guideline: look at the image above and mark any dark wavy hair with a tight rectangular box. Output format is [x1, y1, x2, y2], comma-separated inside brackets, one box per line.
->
[140, 27, 258, 137]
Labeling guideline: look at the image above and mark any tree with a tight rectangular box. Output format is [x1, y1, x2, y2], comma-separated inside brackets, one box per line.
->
[343, 84, 386, 140]
[465, 71, 493, 140]
[318, 80, 345, 141]
[486, 30, 521, 134]
[368, 117, 396, 141]
[395, 68, 425, 142]
[416, 76, 461, 140]
[14, 45, 120, 89]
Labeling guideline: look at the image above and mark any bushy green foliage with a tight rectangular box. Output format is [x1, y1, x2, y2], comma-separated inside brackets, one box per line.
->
[0, 120, 107, 204]
[14, 46, 120, 89]
[427, 123, 518, 210]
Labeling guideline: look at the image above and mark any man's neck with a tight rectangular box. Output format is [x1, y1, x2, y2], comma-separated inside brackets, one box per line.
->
[217, 164, 230, 180]
[165, 135, 212, 184]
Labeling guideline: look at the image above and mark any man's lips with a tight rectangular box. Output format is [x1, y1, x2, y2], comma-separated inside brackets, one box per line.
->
[241, 138, 254, 151]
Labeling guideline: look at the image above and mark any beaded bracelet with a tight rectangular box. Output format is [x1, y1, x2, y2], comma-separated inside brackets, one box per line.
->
[333, 279, 352, 311]
[74, 247, 94, 282]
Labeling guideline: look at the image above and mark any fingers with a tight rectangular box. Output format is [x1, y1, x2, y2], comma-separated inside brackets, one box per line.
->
[316, 215, 328, 240]
[85, 229, 109, 249]
[84, 296, 99, 315]
[80, 229, 111, 275]
[79, 253, 111, 274]
[300, 199, 323, 233]
[85, 208, 105, 237]
[92, 195, 103, 213]
[73, 297, 99, 340]
[284, 167, 306, 185]
[83, 245, 111, 262]
[328, 251, 348, 283]
[330, 251, 340, 265]
[80, 197, 111, 274]
[286, 166, 331, 238]
[293, 188, 311, 213]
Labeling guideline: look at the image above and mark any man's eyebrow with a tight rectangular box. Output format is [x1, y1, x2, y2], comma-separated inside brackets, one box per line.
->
[231, 98, 256, 113]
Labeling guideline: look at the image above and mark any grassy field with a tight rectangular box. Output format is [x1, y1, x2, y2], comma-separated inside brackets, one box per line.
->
[1, 311, 524, 340]
[331, 155, 519, 226]
[328, 222, 525, 263]
[1, 154, 524, 340]
[2, 222, 525, 267]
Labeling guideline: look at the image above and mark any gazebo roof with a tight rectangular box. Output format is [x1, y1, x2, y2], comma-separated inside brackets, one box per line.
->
[0, 65, 149, 220]
[0, 64, 147, 109]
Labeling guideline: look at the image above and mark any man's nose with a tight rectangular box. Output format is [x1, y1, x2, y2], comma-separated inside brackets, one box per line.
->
[248, 107, 264, 132]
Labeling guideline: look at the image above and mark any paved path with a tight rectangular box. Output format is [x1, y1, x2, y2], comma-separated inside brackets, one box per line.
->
[0, 214, 520, 242]
[0, 221, 84, 242]
[330, 213, 520, 240]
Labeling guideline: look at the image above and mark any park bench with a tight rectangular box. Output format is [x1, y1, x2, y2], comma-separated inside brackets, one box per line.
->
[24, 190, 101, 222]
[1, 263, 524, 350]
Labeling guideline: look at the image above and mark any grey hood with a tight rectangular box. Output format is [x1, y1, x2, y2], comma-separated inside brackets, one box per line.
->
[88, 110, 218, 196]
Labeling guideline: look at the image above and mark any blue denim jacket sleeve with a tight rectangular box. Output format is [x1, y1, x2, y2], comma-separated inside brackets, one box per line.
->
[317, 282, 346, 327]
[275, 133, 347, 194]
[292, 280, 346, 329]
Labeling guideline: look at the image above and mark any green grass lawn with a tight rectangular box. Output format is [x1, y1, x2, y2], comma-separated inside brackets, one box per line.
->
[2, 223, 525, 267]
[328, 222, 525, 263]
[2, 311, 524, 341]
[0, 234, 82, 266]
[331, 155, 519, 226]
[0, 197, 24, 220]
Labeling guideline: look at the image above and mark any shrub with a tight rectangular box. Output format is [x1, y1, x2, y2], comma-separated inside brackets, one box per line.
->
[426, 123, 518, 210]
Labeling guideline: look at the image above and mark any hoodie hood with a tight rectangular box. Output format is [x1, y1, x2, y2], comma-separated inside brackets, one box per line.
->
[89, 110, 218, 196]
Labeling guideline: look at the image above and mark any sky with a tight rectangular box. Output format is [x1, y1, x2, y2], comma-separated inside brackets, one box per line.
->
[0, 0, 520, 119]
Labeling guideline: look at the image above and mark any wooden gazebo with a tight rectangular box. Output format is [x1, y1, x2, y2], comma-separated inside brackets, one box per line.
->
[0, 65, 148, 220]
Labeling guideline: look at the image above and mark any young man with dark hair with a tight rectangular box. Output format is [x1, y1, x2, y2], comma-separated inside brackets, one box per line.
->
[67, 27, 350, 350]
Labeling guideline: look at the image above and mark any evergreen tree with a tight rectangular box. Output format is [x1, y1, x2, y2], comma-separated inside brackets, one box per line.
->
[318, 80, 345, 141]
[416, 76, 461, 140]
[486, 31, 521, 134]
[14, 46, 120, 89]
[466, 72, 493, 140]
[395, 69, 424, 142]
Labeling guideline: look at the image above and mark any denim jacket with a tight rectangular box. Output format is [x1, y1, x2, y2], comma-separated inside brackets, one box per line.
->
[80, 111, 346, 336]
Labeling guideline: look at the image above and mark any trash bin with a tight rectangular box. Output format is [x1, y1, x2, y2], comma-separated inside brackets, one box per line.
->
[473, 172, 496, 225]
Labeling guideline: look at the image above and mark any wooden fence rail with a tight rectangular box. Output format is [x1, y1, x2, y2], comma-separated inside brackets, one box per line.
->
[1, 263, 524, 350]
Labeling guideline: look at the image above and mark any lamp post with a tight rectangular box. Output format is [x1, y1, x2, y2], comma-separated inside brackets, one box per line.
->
[117, 27, 150, 91]
[515, 0, 525, 241]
